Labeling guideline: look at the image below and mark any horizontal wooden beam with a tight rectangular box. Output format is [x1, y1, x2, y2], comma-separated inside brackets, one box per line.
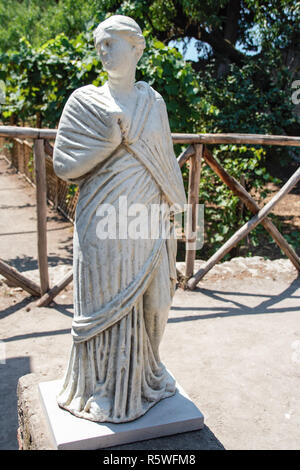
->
[0, 126, 57, 140]
[1, 126, 300, 147]
[172, 133, 300, 147]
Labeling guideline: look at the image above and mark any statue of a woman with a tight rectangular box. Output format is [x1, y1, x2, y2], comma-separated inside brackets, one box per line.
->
[53, 15, 186, 423]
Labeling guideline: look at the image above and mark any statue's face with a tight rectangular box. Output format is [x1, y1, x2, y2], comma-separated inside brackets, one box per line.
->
[96, 30, 138, 76]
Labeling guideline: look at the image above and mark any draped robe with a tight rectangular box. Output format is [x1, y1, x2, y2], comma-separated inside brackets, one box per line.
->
[53, 81, 187, 422]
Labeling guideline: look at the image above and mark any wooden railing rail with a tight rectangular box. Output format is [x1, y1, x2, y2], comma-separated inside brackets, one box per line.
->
[1, 127, 300, 147]
[0, 126, 299, 304]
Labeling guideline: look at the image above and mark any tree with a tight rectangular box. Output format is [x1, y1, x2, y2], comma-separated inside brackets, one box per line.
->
[99, 1, 299, 68]
[1, 1, 299, 80]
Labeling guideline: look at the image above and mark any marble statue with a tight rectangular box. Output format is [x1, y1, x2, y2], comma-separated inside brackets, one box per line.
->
[53, 15, 187, 423]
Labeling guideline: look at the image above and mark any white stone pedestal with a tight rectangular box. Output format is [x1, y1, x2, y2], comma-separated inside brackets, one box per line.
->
[39, 379, 204, 450]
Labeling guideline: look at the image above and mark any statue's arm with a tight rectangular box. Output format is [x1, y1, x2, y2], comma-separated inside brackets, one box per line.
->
[53, 88, 122, 182]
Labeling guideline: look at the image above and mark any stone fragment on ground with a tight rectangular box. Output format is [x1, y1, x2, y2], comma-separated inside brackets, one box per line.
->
[177, 256, 298, 282]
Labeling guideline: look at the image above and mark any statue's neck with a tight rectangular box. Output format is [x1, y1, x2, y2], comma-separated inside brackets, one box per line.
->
[107, 70, 136, 103]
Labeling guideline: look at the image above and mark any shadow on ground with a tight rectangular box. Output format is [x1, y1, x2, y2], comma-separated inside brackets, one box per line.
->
[5, 255, 73, 273]
[0, 356, 31, 450]
[170, 277, 300, 322]
[0, 296, 33, 320]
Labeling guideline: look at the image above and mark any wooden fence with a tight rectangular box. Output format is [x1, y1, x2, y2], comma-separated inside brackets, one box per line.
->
[0, 126, 299, 306]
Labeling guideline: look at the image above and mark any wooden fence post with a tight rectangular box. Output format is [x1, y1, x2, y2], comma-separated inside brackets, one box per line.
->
[34, 139, 49, 295]
[185, 144, 203, 278]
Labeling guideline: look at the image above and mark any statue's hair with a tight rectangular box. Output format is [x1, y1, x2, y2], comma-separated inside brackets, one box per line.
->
[93, 15, 146, 51]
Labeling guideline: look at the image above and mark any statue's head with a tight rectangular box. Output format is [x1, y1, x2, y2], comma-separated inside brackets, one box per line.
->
[93, 15, 145, 76]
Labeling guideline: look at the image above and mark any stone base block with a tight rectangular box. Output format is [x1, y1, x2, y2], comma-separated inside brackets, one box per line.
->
[39, 379, 204, 450]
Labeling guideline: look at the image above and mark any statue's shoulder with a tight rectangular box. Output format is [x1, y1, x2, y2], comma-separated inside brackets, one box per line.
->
[64, 85, 109, 115]
[135, 81, 165, 104]
[70, 84, 105, 100]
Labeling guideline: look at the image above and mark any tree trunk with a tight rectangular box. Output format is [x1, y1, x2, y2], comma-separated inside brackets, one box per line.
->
[36, 112, 42, 128]
[224, 0, 241, 45]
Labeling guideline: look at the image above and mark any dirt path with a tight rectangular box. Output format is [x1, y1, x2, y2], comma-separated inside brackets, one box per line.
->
[1, 156, 300, 450]
[0, 156, 73, 274]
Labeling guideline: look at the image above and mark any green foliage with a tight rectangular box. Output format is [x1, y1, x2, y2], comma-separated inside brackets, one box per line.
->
[198, 144, 281, 256]
[137, 38, 199, 131]
[0, 0, 103, 53]
[27, 151, 34, 174]
[66, 183, 79, 202]
[284, 231, 300, 252]
[0, 31, 106, 127]
[245, 0, 300, 51]
[192, 56, 298, 255]
[0, 30, 197, 131]
[196, 59, 300, 165]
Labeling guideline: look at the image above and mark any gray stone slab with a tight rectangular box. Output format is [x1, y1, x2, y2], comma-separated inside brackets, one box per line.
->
[39, 379, 204, 450]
